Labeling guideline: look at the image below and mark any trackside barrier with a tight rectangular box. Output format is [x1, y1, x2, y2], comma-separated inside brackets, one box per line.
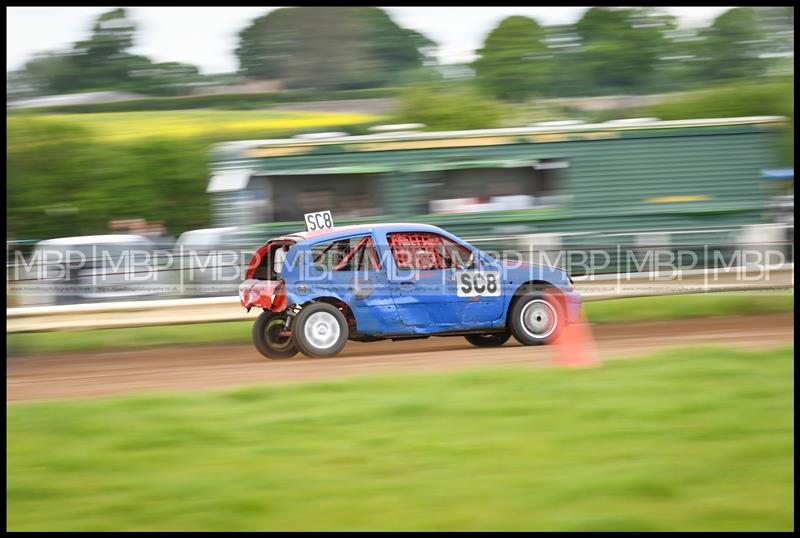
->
[6, 265, 794, 333]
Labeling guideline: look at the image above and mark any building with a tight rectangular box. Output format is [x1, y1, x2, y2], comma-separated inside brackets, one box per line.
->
[207, 116, 788, 263]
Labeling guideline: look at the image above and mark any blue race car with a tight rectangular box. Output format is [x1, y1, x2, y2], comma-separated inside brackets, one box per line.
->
[239, 222, 580, 359]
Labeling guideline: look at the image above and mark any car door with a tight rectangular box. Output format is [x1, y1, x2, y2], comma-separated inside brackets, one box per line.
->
[454, 253, 505, 325]
[308, 234, 403, 335]
[384, 231, 503, 330]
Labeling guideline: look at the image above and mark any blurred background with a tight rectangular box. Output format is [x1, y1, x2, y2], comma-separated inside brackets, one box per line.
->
[6, 8, 795, 532]
[6, 6, 795, 305]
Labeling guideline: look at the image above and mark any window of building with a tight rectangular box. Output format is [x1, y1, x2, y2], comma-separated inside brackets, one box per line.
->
[422, 160, 569, 215]
[267, 173, 382, 223]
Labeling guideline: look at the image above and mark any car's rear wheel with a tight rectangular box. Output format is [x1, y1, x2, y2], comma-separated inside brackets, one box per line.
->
[292, 302, 349, 358]
[509, 290, 564, 346]
[252, 311, 298, 359]
[464, 333, 511, 347]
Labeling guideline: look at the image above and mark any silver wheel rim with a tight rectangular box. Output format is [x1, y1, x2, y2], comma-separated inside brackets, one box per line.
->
[520, 299, 557, 339]
[304, 311, 341, 350]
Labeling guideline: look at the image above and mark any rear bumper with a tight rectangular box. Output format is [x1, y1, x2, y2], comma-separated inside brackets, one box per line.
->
[238, 279, 287, 311]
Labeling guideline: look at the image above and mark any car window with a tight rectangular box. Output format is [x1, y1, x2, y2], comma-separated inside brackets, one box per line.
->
[311, 235, 380, 273]
[387, 232, 473, 270]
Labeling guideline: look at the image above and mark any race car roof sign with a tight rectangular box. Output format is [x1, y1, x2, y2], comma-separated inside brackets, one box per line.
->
[304, 210, 334, 232]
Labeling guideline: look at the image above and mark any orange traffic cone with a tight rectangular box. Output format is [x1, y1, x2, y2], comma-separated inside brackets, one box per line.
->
[554, 313, 600, 368]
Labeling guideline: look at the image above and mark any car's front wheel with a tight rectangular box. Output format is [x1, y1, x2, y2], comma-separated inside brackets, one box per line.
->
[252, 311, 298, 359]
[464, 333, 511, 347]
[509, 290, 564, 346]
[292, 302, 349, 358]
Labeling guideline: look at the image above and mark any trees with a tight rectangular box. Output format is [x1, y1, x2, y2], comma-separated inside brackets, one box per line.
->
[19, 51, 83, 94]
[753, 6, 794, 57]
[12, 8, 204, 97]
[71, 8, 139, 90]
[127, 61, 204, 96]
[573, 7, 676, 93]
[699, 8, 768, 81]
[7, 116, 211, 240]
[472, 16, 550, 101]
[74, 8, 136, 63]
[235, 7, 434, 90]
[393, 82, 509, 130]
[473, 8, 679, 99]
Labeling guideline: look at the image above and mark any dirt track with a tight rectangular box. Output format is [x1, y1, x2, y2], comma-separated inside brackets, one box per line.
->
[7, 313, 794, 403]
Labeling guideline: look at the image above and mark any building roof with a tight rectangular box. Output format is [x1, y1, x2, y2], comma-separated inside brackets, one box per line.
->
[215, 116, 786, 155]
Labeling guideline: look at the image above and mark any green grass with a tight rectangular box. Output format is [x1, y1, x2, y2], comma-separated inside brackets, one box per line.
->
[582, 290, 794, 324]
[7, 291, 794, 356]
[6, 320, 252, 356]
[7, 345, 794, 531]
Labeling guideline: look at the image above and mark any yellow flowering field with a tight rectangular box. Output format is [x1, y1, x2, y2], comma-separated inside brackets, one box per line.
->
[38, 109, 381, 142]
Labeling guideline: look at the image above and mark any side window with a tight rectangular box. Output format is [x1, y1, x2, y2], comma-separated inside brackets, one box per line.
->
[387, 232, 473, 270]
[354, 237, 381, 272]
[310, 235, 380, 273]
[440, 236, 474, 269]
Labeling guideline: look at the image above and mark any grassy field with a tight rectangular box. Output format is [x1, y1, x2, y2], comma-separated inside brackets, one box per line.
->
[583, 290, 794, 324]
[7, 345, 794, 531]
[6, 291, 793, 356]
[34, 109, 380, 142]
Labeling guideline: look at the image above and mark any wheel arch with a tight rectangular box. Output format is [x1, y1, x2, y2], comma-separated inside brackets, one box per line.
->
[507, 280, 565, 327]
[301, 296, 357, 330]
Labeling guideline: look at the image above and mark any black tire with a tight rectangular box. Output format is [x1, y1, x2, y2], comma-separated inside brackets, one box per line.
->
[252, 311, 298, 359]
[292, 302, 349, 358]
[509, 290, 564, 346]
[465, 333, 511, 347]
